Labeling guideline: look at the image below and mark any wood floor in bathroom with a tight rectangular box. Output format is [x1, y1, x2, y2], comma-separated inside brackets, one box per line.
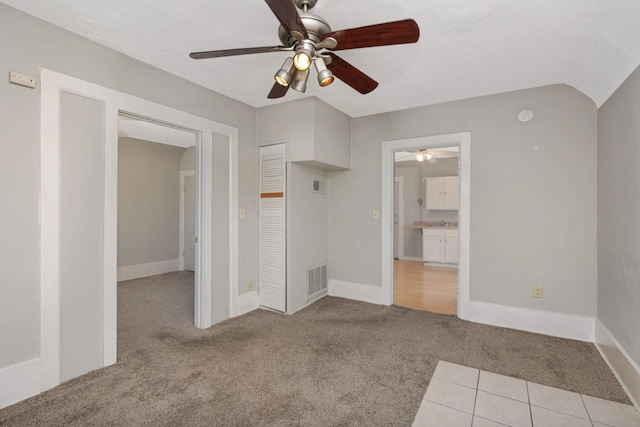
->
[393, 260, 458, 315]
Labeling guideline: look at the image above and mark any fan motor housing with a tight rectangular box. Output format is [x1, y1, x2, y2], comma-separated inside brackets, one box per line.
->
[278, 11, 331, 45]
[293, 0, 318, 10]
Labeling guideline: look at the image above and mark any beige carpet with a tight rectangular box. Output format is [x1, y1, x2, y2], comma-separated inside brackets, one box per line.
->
[0, 272, 630, 426]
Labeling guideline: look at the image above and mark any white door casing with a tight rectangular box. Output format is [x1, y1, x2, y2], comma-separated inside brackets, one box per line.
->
[40, 69, 239, 392]
[393, 180, 399, 258]
[180, 171, 196, 271]
[393, 177, 404, 259]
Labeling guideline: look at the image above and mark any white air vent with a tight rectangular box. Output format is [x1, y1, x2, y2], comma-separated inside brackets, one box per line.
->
[312, 179, 326, 193]
[306, 264, 328, 301]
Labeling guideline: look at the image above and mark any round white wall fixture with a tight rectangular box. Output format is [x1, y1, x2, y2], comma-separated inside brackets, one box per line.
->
[517, 109, 535, 123]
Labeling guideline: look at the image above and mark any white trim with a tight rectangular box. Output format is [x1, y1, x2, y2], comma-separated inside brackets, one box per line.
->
[195, 135, 211, 327]
[229, 131, 240, 317]
[381, 132, 471, 319]
[466, 301, 595, 342]
[116, 259, 181, 282]
[40, 68, 62, 390]
[423, 262, 457, 269]
[394, 177, 405, 259]
[179, 170, 196, 271]
[105, 104, 119, 367]
[398, 256, 424, 262]
[40, 68, 239, 391]
[236, 291, 259, 316]
[328, 279, 385, 305]
[595, 319, 640, 410]
[0, 358, 41, 410]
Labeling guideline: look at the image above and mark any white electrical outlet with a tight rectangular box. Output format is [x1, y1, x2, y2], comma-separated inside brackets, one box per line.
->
[9, 71, 36, 89]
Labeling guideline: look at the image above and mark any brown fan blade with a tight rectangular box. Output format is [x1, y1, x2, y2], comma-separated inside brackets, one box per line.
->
[321, 19, 419, 51]
[325, 53, 378, 94]
[264, 0, 308, 39]
[190, 46, 290, 59]
[267, 82, 290, 99]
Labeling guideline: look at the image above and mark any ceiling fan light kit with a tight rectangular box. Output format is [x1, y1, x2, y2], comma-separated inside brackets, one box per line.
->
[415, 150, 437, 163]
[189, 0, 420, 99]
[290, 68, 310, 92]
[314, 57, 334, 86]
[274, 57, 295, 86]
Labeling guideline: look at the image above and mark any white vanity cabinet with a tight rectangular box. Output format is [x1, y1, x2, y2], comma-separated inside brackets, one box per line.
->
[422, 228, 459, 266]
[425, 176, 459, 210]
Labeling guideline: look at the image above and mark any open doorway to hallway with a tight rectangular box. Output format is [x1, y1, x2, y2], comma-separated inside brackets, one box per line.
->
[116, 115, 197, 359]
[392, 147, 460, 315]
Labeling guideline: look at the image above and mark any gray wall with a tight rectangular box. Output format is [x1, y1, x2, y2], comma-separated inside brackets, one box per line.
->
[0, 3, 257, 370]
[258, 98, 315, 160]
[257, 98, 351, 169]
[597, 64, 640, 366]
[180, 146, 196, 171]
[312, 99, 351, 170]
[211, 133, 231, 323]
[286, 164, 329, 313]
[329, 84, 598, 317]
[395, 157, 459, 259]
[394, 164, 422, 258]
[117, 137, 185, 268]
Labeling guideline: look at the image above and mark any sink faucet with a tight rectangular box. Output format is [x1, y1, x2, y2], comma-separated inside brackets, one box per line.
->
[440, 219, 448, 226]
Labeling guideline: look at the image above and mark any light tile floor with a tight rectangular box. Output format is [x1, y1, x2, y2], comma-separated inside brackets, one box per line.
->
[413, 361, 640, 427]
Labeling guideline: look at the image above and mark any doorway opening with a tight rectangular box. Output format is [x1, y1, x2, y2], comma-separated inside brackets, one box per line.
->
[116, 115, 198, 359]
[380, 132, 470, 320]
[392, 147, 459, 314]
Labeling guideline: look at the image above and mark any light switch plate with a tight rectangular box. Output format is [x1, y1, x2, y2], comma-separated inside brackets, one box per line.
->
[239, 208, 246, 219]
[533, 285, 543, 298]
[373, 210, 380, 220]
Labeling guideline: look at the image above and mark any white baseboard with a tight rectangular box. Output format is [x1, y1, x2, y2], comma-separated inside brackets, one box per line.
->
[399, 256, 423, 262]
[466, 301, 595, 342]
[236, 291, 258, 316]
[595, 319, 640, 410]
[423, 262, 457, 269]
[328, 279, 387, 306]
[117, 259, 180, 282]
[0, 358, 41, 410]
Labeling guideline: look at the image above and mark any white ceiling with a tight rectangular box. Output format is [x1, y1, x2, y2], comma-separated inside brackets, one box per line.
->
[6, 0, 640, 117]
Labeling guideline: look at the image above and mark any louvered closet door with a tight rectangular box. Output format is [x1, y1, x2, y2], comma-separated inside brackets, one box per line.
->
[259, 143, 286, 312]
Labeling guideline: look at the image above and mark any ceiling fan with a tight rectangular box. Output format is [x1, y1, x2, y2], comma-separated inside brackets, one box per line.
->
[189, 0, 420, 99]
[410, 149, 458, 163]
